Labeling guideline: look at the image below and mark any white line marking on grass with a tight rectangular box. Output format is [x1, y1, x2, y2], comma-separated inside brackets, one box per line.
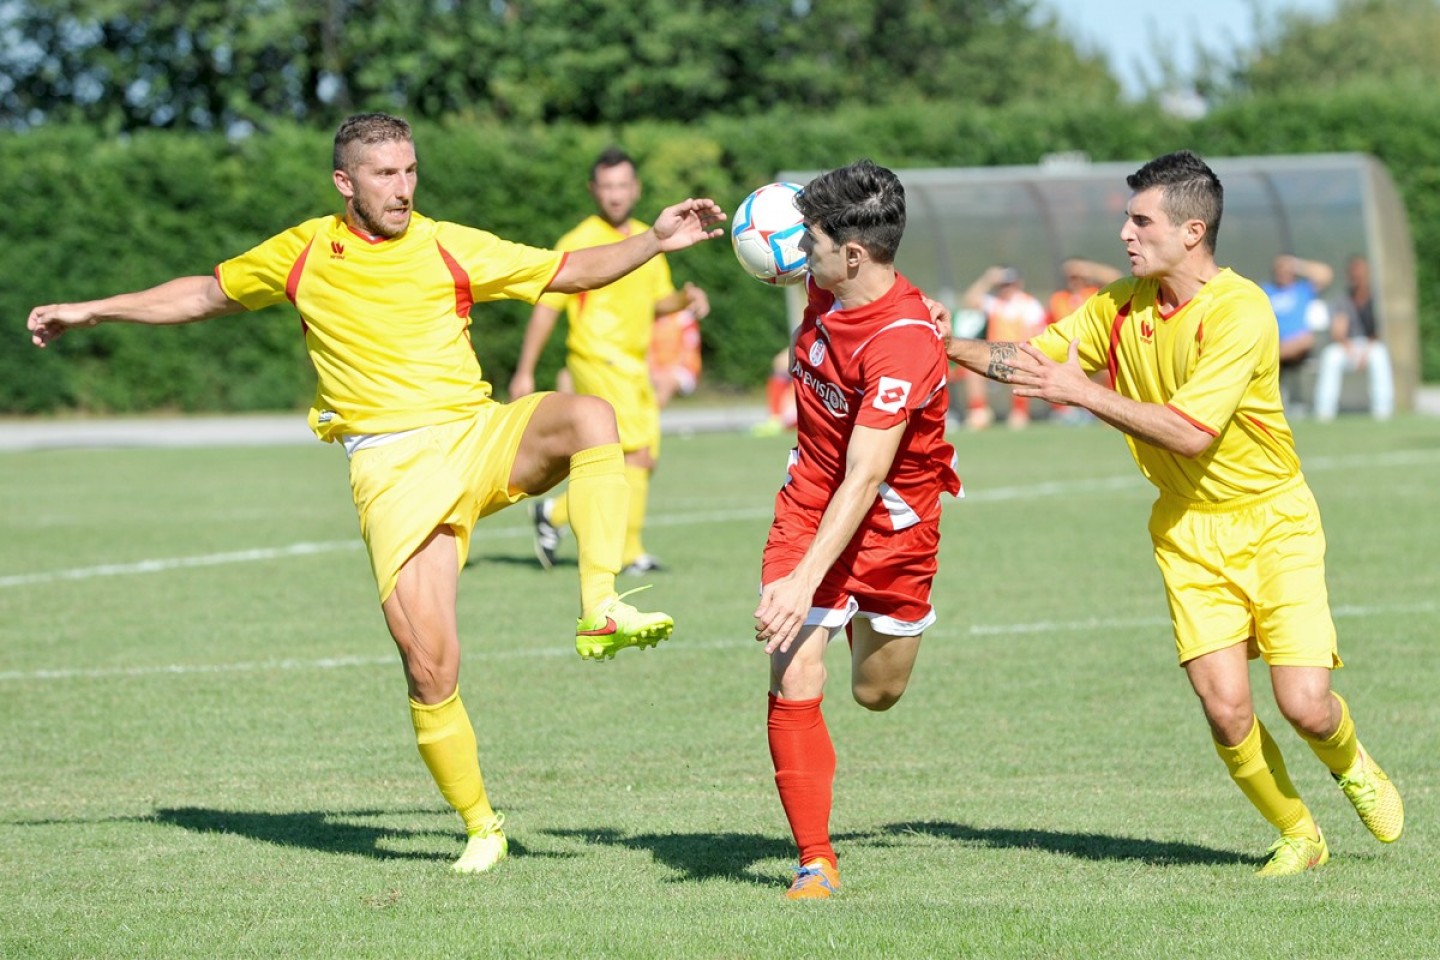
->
[0, 638, 743, 683]
[4, 601, 1431, 684]
[0, 540, 364, 589]
[5, 446, 1437, 592]
[965, 600, 1439, 638]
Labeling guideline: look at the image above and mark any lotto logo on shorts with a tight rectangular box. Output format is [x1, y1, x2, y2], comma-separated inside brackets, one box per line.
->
[874, 376, 912, 413]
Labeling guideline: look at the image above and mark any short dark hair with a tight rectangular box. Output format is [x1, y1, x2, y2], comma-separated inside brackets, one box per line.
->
[1126, 150, 1223, 252]
[333, 113, 412, 173]
[591, 146, 636, 181]
[795, 159, 906, 264]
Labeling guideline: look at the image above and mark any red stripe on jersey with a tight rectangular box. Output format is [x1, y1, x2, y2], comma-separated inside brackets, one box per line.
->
[1167, 403, 1218, 436]
[546, 252, 569, 292]
[1244, 413, 1276, 441]
[1106, 299, 1132, 390]
[435, 242, 474, 318]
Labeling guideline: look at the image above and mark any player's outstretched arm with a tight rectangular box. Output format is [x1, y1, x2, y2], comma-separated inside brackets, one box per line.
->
[547, 199, 725, 294]
[28, 275, 244, 348]
[1011, 340, 1213, 457]
[946, 338, 1041, 382]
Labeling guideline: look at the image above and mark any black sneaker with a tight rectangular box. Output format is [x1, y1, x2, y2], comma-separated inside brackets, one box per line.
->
[620, 553, 664, 576]
[530, 498, 562, 570]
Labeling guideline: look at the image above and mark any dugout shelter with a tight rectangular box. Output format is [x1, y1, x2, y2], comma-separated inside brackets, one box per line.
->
[781, 153, 1419, 414]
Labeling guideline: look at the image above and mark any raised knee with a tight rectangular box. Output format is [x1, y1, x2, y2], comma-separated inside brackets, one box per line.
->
[853, 684, 904, 712]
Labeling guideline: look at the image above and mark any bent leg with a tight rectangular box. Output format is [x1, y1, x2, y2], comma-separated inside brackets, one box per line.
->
[512, 393, 626, 612]
[1186, 644, 1315, 838]
[849, 618, 922, 712]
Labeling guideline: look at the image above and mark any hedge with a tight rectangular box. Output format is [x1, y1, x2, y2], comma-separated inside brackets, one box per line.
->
[4, 89, 1436, 414]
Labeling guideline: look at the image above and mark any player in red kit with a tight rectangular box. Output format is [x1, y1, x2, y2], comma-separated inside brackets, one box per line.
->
[754, 160, 960, 900]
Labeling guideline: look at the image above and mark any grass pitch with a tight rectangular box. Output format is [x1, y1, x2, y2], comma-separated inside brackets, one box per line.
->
[2, 415, 1437, 959]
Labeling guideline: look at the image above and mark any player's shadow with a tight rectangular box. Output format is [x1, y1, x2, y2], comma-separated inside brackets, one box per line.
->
[882, 820, 1253, 867]
[544, 827, 805, 885]
[149, 806, 546, 863]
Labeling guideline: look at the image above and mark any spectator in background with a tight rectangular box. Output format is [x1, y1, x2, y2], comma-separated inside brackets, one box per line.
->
[649, 306, 703, 408]
[1263, 254, 1333, 413]
[961, 266, 1046, 429]
[1047, 257, 1123, 325]
[1045, 258, 1123, 426]
[1314, 255, 1393, 421]
[752, 346, 799, 437]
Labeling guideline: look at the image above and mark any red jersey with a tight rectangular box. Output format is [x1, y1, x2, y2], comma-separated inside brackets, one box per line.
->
[782, 272, 960, 531]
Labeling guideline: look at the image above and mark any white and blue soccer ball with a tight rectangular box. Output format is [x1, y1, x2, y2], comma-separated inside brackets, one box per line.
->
[731, 182, 807, 286]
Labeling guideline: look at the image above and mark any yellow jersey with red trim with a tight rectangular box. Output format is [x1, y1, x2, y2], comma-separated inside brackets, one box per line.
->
[216, 213, 564, 441]
[537, 215, 675, 365]
[1032, 268, 1298, 502]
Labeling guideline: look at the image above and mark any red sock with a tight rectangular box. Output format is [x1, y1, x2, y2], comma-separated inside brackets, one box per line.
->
[767, 693, 836, 867]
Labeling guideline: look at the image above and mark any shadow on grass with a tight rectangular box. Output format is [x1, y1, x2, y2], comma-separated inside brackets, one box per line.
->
[548, 820, 1249, 883]
[883, 820, 1252, 867]
[545, 827, 803, 885]
[149, 807, 545, 864]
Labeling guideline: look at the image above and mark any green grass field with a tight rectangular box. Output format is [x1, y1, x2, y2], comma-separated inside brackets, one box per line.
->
[2, 416, 1437, 959]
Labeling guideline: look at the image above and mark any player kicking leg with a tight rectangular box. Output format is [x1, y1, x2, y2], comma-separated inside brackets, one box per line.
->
[512, 392, 673, 659]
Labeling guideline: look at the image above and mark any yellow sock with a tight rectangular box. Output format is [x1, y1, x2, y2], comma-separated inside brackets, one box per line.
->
[1215, 718, 1316, 838]
[622, 463, 650, 566]
[410, 688, 495, 834]
[1301, 692, 1359, 775]
[566, 443, 625, 611]
[549, 491, 570, 528]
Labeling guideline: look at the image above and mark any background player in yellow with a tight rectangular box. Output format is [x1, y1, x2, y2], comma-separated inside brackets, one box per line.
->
[26, 113, 725, 876]
[509, 147, 711, 576]
[946, 150, 1403, 877]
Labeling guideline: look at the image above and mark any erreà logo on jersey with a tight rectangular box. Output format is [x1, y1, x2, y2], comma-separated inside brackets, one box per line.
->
[1140, 319, 1154, 340]
[873, 376, 912, 413]
[330, 241, 346, 260]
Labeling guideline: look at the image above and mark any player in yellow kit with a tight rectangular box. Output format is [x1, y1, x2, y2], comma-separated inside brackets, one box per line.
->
[948, 150, 1402, 877]
[509, 147, 710, 575]
[26, 113, 725, 875]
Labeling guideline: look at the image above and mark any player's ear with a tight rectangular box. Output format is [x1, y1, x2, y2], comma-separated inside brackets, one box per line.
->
[333, 168, 354, 199]
[1185, 218, 1206, 248]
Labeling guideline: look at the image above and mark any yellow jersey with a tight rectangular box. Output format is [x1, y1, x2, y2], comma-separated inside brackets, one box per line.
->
[216, 213, 564, 441]
[537, 215, 674, 366]
[1032, 268, 1299, 502]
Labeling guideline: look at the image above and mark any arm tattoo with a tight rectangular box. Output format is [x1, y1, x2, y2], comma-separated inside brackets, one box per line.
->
[986, 342, 1019, 382]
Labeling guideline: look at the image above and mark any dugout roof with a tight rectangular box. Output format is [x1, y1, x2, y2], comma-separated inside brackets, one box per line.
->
[780, 153, 1419, 412]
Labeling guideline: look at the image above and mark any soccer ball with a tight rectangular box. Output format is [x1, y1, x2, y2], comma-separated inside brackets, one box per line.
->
[731, 182, 807, 286]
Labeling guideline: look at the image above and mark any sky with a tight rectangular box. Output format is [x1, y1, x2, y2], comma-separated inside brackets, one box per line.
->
[1035, 0, 1340, 99]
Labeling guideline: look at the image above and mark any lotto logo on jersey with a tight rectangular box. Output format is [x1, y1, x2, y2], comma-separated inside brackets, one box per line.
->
[873, 376, 912, 413]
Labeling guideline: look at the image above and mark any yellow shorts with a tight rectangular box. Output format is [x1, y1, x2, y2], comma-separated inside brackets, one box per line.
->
[347, 394, 546, 601]
[569, 353, 660, 457]
[1148, 474, 1340, 669]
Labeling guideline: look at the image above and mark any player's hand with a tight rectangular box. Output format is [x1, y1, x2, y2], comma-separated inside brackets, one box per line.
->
[652, 199, 726, 252]
[754, 575, 815, 655]
[922, 295, 952, 340]
[1011, 339, 1092, 406]
[507, 371, 536, 400]
[682, 282, 710, 319]
[28, 303, 98, 348]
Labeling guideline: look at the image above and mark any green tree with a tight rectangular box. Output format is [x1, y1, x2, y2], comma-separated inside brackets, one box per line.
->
[1198, 0, 1440, 100]
[1, 0, 1119, 131]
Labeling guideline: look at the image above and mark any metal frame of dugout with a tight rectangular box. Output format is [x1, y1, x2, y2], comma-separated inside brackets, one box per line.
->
[780, 153, 1418, 415]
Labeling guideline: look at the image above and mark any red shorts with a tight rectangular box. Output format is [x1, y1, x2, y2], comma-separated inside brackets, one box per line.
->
[761, 496, 940, 636]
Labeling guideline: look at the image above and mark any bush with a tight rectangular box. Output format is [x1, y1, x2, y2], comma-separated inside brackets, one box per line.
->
[4, 90, 1437, 414]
